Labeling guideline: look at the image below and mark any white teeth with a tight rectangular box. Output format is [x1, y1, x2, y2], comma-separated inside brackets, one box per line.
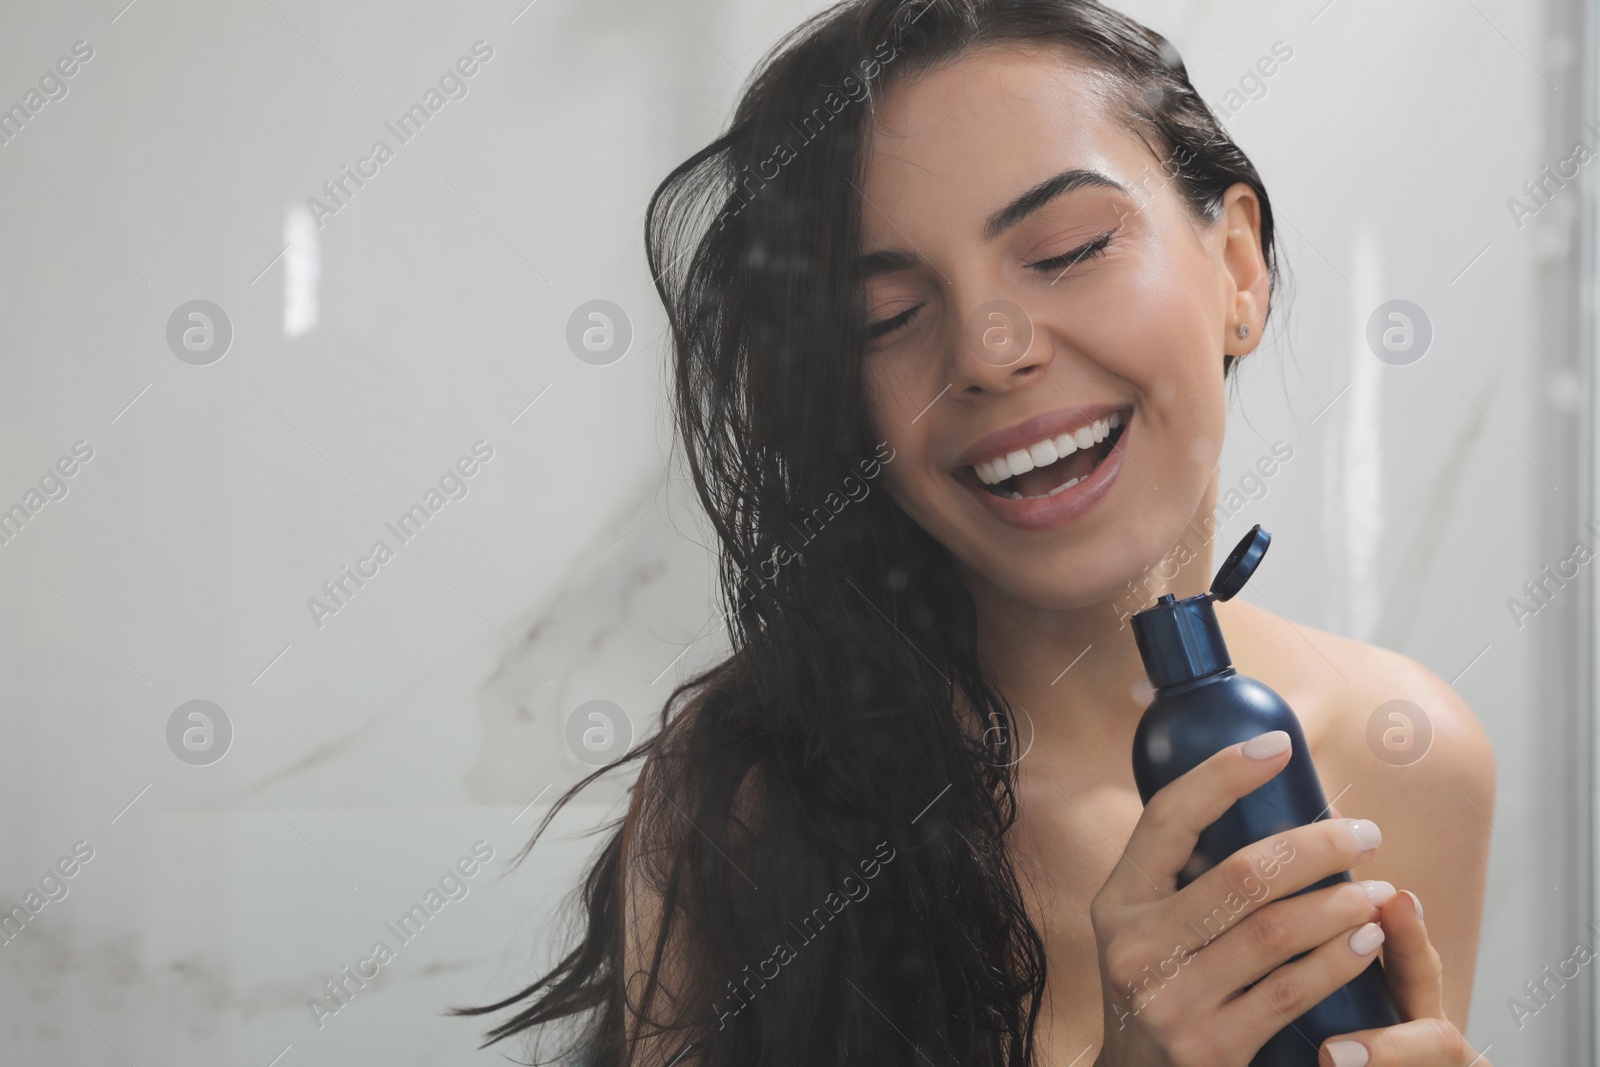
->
[1010, 474, 1087, 501]
[970, 411, 1127, 485]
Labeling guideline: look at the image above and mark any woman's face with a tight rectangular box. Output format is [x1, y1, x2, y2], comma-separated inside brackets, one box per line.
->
[858, 44, 1268, 611]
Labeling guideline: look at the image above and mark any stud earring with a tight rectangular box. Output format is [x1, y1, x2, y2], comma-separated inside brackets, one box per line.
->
[1236, 323, 1250, 339]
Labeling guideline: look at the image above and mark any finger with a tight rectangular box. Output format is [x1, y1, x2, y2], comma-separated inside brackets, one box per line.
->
[1221, 916, 1388, 1042]
[1321, 1017, 1487, 1066]
[1327, 803, 1342, 819]
[1375, 888, 1443, 1020]
[1171, 815, 1382, 941]
[1187, 879, 1393, 1006]
[1110, 730, 1294, 903]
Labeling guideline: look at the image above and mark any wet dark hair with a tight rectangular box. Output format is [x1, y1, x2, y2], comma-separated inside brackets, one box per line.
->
[455, 1, 1281, 1064]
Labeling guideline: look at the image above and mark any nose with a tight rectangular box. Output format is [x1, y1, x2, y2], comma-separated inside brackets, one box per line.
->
[952, 299, 1053, 395]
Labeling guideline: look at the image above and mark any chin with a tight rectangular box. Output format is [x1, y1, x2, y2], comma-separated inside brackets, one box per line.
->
[956, 530, 1177, 613]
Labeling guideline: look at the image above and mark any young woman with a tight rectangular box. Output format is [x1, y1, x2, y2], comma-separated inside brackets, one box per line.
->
[459, 2, 1496, 1064]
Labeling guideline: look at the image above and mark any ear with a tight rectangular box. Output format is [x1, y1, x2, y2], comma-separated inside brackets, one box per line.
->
[1217, 182, 1269, 357]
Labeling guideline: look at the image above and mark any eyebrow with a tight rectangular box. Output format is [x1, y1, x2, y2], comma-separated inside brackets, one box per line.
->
[857, 167, 1127, 279]
[984, 167, 1127, 241]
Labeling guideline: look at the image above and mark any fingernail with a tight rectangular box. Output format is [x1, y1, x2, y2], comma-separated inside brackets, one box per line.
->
[1242, 730, 1291, 759]
[1344, 818, 1382, 853]
[1325, 1039, 1370, 1067]
[1358, 879, 1396, 907]
[1403, 889, 1424, 921]
[1348, 922, 1385, 955]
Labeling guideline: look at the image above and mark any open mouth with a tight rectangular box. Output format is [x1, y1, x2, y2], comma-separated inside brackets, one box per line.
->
[966, 408, 1130, 500]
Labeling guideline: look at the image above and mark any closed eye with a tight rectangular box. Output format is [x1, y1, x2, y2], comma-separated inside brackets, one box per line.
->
[864, 227, 1119, 341]
[1027, 227, 1117, 277]
[866, 303, 922, 340]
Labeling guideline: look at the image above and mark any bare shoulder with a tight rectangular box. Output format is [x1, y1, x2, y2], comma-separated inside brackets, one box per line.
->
[1218, 597, 1496, 800]
[1217, 597, 1496, 1025]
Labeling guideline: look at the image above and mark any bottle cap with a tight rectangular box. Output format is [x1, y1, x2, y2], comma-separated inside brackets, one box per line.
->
[1209, 525, 1271, 600]
[1130, 525, 1272, 689]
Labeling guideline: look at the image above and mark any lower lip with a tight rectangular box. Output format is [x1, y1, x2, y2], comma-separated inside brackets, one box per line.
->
[959, 418, 1131, 531]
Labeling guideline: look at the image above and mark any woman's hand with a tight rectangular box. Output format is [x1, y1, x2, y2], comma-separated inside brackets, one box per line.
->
[1089, 730, 1403, 1067]
[1316, 885, 1492, 1066]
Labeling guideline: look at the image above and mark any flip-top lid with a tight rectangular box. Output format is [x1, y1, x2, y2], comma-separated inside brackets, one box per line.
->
[1210, 524, 1271, 601]
[1130, 525, 1272, 689]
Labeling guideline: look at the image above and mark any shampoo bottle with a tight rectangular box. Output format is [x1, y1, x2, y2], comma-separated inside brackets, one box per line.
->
[1128, 525, 1401, 1064]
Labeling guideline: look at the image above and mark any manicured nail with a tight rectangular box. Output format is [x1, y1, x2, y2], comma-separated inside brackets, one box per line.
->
[1242, 730, 1290, 759]
[1358, 879, 1396, 907]
[1344, 818, 1381, 853]
[1325, 1039, 1369, 1067]
[1402, 889, 1424, 921]
[1348, 922, 1385, 955]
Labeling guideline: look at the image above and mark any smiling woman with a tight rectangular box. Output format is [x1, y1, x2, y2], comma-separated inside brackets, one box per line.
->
[454, 3, 1495, 1066]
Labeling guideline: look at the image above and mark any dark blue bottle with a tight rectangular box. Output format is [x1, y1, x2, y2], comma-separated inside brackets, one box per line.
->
[1129, 525, 1401, 1064]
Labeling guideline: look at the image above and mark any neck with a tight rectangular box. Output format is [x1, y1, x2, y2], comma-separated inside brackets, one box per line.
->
[964, 493, 1226, 755]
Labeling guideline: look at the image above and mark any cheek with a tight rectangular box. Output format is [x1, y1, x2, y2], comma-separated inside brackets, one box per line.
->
[1093, 251, 1220, 391]
[860, 372, 944, 519]
[860, 358, 920, 448]
[1094, 260, 1227, 453]
[876, 464, 917, 519]
[1065, 262, 1227, 529]
[860, 371, 915, 485]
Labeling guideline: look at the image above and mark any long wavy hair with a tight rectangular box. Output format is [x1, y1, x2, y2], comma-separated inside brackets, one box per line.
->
[456, 1, 1281, 1063]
